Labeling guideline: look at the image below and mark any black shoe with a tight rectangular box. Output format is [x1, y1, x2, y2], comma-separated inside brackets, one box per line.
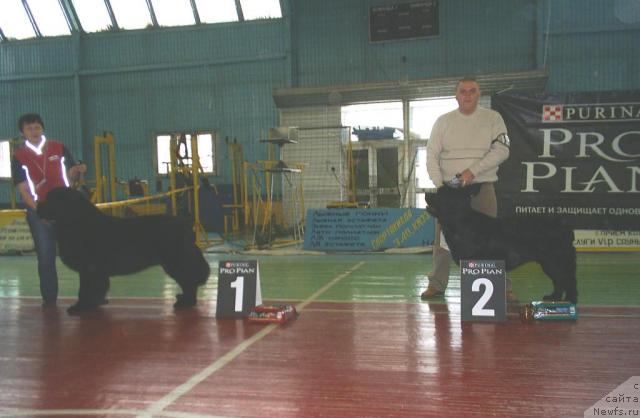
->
[42, 300, 57, 308]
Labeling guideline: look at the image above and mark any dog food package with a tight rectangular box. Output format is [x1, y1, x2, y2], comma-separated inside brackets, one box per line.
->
[521, 301, 577, 321]
[247, 304, 298, 324]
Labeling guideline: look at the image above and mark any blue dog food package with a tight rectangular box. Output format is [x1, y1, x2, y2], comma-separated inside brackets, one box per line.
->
[521, 301, 577, 321]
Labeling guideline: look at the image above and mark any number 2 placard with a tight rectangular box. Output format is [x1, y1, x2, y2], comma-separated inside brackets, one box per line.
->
[461, 260, 506, 322]
[216, 260, 263, 318]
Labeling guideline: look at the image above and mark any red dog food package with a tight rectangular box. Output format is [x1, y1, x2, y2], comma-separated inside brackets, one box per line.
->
[247, 304, 298, 324]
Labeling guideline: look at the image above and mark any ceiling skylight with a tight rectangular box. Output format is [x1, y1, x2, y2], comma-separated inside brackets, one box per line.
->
[71, 0, 112, 33]
[0, 0, 37, 40]
[28, 0, 71, 36]
[240, 0, 282, 20]
[194, 0, 238, 24]
[109, 0, 152, 30]
[151, 0, 196, 27]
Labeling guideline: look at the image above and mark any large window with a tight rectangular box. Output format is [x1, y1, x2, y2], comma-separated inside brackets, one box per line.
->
[341, 102, 404, 141]
[155, 132, 216, 175]
[195, 0, 238, 23]
[0, 0, 37, 40]
[152, 0, 195, 27]
[410, 97, 458, 207]
[409, 97, 458, 140]
[0, 0, 283, 40]
[109, 0, 152, 30]
[70, 0, 112, 33]
[340, 97, 470, 208]
[240, 0, 282, 19]
[0, 140, 11, 179]
[28, 0, 71, 36]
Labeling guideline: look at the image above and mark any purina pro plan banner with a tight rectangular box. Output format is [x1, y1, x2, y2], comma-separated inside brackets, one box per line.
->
[492, 91, 640, 245]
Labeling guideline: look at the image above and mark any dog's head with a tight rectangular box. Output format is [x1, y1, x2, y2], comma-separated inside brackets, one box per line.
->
[37, 187, 93, 221]
[425, 183, 481, 220]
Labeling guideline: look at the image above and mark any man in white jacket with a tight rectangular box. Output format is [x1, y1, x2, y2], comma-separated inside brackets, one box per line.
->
[421, 77, 516, 302]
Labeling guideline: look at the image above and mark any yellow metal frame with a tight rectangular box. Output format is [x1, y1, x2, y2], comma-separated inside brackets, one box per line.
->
[163, 133, 213, 248]
[223, 139, 246, 235]
[346, 127, 356, 204]
[8, 138, 20, 209]
[94, 132, 117, 203]
[246, 157, 305, 249]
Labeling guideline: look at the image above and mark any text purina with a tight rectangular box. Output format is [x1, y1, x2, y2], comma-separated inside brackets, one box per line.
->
[555, 103, 640, 122]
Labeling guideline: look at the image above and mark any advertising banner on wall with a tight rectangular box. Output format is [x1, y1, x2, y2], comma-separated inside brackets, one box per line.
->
[492, 90, 640, 232]
[304, 208, 434, 251]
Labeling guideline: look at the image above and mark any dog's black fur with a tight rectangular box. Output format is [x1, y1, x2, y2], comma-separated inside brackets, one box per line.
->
[37, 187, 210, 314]
[425, 184, 577, 303]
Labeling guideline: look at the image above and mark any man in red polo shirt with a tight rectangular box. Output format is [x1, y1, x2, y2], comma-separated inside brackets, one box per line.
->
[11, 113, 87, 308]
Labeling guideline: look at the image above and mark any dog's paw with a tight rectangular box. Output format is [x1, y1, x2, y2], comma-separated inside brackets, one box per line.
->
[174, 294, 197, 309]
[67, 303, 97, 315]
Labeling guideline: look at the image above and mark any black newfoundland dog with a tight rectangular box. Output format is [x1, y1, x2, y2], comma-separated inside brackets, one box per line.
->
[37, 187, 210, 314]
[425, 184, 577, 303]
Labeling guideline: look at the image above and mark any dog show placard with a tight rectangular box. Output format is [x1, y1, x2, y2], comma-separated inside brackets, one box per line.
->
[461, 260, 506, 322]
[492, 90, 640, 239]
[216, 260, 262, 318]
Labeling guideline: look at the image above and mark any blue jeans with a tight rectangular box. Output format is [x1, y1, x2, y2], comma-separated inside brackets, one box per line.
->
[25, 208, 58, 302]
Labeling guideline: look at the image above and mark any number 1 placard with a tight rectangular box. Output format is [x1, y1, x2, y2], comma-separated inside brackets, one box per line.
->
[216, 260, 263, 318]
[461, 260, 506, 322]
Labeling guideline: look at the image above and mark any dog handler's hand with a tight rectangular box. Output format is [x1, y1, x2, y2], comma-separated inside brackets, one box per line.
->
[459, 169, 475, 186]
[69, 162, 87, 182]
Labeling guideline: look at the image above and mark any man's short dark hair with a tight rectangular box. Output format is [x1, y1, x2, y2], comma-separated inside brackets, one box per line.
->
[18, 113, 45, 132]
[455, 77, 479, 91]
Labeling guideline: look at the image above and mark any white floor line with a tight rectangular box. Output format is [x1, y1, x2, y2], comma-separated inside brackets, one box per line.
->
[0, 408, 228, 418]
[137, 261, 366, 418]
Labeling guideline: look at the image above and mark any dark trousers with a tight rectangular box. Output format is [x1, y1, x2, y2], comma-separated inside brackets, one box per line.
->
[25, 208, 58, 302]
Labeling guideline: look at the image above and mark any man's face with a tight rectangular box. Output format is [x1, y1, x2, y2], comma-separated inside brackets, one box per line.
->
[21, 122, 44, 143]
[455, 81, 480, 115]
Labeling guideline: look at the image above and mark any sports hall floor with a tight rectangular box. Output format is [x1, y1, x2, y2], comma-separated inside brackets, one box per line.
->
[1, 251, 639, 417]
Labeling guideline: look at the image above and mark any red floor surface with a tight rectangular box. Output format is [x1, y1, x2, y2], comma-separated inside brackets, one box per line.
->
[1, 298, 639, 417]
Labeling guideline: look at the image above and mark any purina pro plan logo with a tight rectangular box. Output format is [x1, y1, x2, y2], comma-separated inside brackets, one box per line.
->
[541, 102, 640, 123]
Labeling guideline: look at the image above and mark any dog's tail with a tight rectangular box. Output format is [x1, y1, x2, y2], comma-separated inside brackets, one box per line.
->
[176, 220, 210, 285]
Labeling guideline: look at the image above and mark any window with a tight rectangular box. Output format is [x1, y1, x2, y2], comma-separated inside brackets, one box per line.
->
[0, 140, 12, 179]
[239, 0, 282, 20]
[109, 0, 152, 30]
[70, 0, 112, 33]
[409, 97, 458, 207]
[341, 102, 404, 141]
[195, 0, 238, 23]
[0, 0, 36, 40]
[27, 0, 71, 36]
[409, 97, 458, 140]
[155, 132, 216, 175]
[151, 0, 196, 27]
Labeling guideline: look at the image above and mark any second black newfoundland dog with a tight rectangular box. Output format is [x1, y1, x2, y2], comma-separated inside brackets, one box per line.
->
[38, 187, 210, 314]
[425, 184, 578, 303]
